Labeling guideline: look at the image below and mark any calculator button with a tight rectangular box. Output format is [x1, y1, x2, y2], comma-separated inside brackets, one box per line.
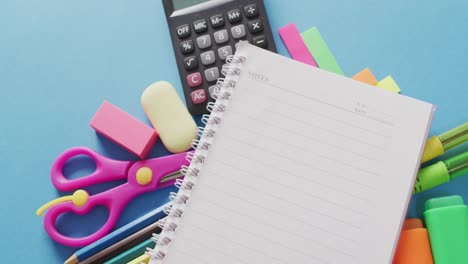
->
[196, 35, 212, 49]
[176, 24, 191, 39]
[208, 85, 220, 99]
[204, 67, 219, 82]
[231, 25, 246, 39]
[252, 35, 268, 48]
[218, 46, 233, 60]
[244, 4, 259, 18]
[214, 30, 229, 44]
[191, 89, 207, 104]
[210, 14, 225, 28]
[183, 56, 199, 71]
[227, 9, 242, 23]
[200, 51, 216, 65]
[179, 40, 194, 54]
[187, 72, 202, 88]
[248, 19, 263, 34]
[193, 19, 208, 33]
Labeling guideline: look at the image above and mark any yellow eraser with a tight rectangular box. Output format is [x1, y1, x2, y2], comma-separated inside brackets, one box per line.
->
[141, 81, 198, 153]
[376, 75, 401, 93]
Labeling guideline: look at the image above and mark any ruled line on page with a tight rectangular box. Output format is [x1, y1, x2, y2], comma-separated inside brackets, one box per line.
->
[229, 118, 384, 175]
[191, 196, 357, 258]
[248, 77, 395, 126]
[216, 144, 375, 190]
[189, 225, 288, 264]
[188, 206, 335, 263]
[199, 178, 363, 229]
[211, 157, 372, 203]
[241, 87, 392, 138]
[194, 176, 360, 244]
[239, 114, 384, 163]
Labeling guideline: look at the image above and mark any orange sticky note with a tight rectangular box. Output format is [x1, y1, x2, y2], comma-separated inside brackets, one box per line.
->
[352, 68, 378, 85]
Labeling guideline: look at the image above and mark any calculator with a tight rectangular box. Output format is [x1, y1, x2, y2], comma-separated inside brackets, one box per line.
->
[162, 0, 277, 115]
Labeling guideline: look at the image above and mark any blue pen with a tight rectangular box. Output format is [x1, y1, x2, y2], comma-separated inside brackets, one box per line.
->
[65, 202, 170, 264]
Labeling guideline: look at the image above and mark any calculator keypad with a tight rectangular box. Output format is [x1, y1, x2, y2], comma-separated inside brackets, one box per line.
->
[210, 14, 225, 28]
[244, 4, 259, 18]
[227, 9, 242, 23]
[196, 35, 212, 49]
[184, 56, 198, 70]
[200, 51, 216, 65]
[204, 67, 220, 82]
[168, 0, 276, 115]
[217, 46, 233, 60]
[214, 30, 229, 44]
[248, 19, 263, 34]
[193, 19, 208, 33]
[187, 72, 202, 88]
[231, 25, 246, 39]
[180, 40, 194, 54]
[176, 24, 191, 39]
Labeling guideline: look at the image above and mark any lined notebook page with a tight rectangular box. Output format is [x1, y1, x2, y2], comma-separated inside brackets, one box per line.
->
[154, 43, 434, 264]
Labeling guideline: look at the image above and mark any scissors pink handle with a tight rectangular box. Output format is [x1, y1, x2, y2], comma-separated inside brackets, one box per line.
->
[43, 151, 190, 247]
[51, 147, 133, 192]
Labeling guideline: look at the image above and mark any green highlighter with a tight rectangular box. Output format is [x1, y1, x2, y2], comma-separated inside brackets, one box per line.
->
[414, 151, 468, 193]
[424, 195, 468, 264]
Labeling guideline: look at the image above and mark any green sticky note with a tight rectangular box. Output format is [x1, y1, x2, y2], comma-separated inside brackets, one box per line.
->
[377, 76, 401, 93]
[301, 27, 344, 75]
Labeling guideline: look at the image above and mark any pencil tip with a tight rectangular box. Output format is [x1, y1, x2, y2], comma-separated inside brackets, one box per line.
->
[65, 254, 78, 264]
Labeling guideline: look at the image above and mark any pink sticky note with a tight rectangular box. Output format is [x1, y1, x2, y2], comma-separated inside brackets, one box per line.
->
[278, 23, 318, 67]
[90, 101, 158, 159]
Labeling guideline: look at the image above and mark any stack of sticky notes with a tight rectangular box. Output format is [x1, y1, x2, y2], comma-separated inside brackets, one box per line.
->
[278, 23, 401, 94]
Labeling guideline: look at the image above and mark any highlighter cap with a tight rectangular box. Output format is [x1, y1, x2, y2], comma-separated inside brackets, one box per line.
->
[425, 195, 464, 211]
[402, 218, 424, 230]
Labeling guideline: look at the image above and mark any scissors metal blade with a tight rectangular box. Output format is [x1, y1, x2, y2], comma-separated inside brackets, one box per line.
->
[160, 170, 184, 183]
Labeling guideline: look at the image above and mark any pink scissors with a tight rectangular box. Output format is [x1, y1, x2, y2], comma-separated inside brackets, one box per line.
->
[36, 146, 191, 247]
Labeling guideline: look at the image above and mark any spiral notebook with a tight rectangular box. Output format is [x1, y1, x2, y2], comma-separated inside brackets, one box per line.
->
[148, 42, 434, 264]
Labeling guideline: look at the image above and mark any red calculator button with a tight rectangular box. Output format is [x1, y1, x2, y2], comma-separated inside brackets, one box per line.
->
[191, 89, 207, 104]
[187, 72, 202, 87]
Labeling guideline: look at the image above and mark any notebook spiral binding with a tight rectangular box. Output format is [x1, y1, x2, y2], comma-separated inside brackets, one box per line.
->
[146, 54, 246, 262]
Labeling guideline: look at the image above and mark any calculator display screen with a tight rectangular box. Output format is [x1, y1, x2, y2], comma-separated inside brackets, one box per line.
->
[172, 0, 212, 10]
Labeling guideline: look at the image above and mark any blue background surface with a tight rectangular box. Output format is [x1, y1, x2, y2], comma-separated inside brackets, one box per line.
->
[1, 0, 467, 263]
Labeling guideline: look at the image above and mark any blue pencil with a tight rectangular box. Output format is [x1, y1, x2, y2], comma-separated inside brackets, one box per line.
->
[64, 202, 170, 264]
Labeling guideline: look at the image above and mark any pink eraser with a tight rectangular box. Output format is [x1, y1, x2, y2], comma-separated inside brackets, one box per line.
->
[90, 101, 158, 159]
[278, 23, 318, 67]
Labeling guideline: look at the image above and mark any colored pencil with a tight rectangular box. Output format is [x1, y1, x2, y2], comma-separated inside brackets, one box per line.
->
[104, 238, 154, 264]
[65, 202, 170, 264]
[80, 219, 162, 264]
[128, 254, 150, 264]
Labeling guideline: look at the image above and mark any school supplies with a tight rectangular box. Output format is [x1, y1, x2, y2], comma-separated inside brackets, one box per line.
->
[128, 254, 150, 264]
[162, 0, 277, 115]
[414, 151, 468, 193]
[146, 42, 434, 264]
[278, 23, 318, 66]
[377, 76, 401, 93]
[141, 81, 198, 153]
[301, 27, 344, 75]
[64, 204, 168, 264]
[90, 101, 158, 159]
[37, 147, 189, 247]
[104, 238, 155, 264]
[352, 68, 378, 85]
[79, 219, 163, 264]
[393, 218, 433, 264]
[424, 195, 468, 264]
[422, 122, 468, 163]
